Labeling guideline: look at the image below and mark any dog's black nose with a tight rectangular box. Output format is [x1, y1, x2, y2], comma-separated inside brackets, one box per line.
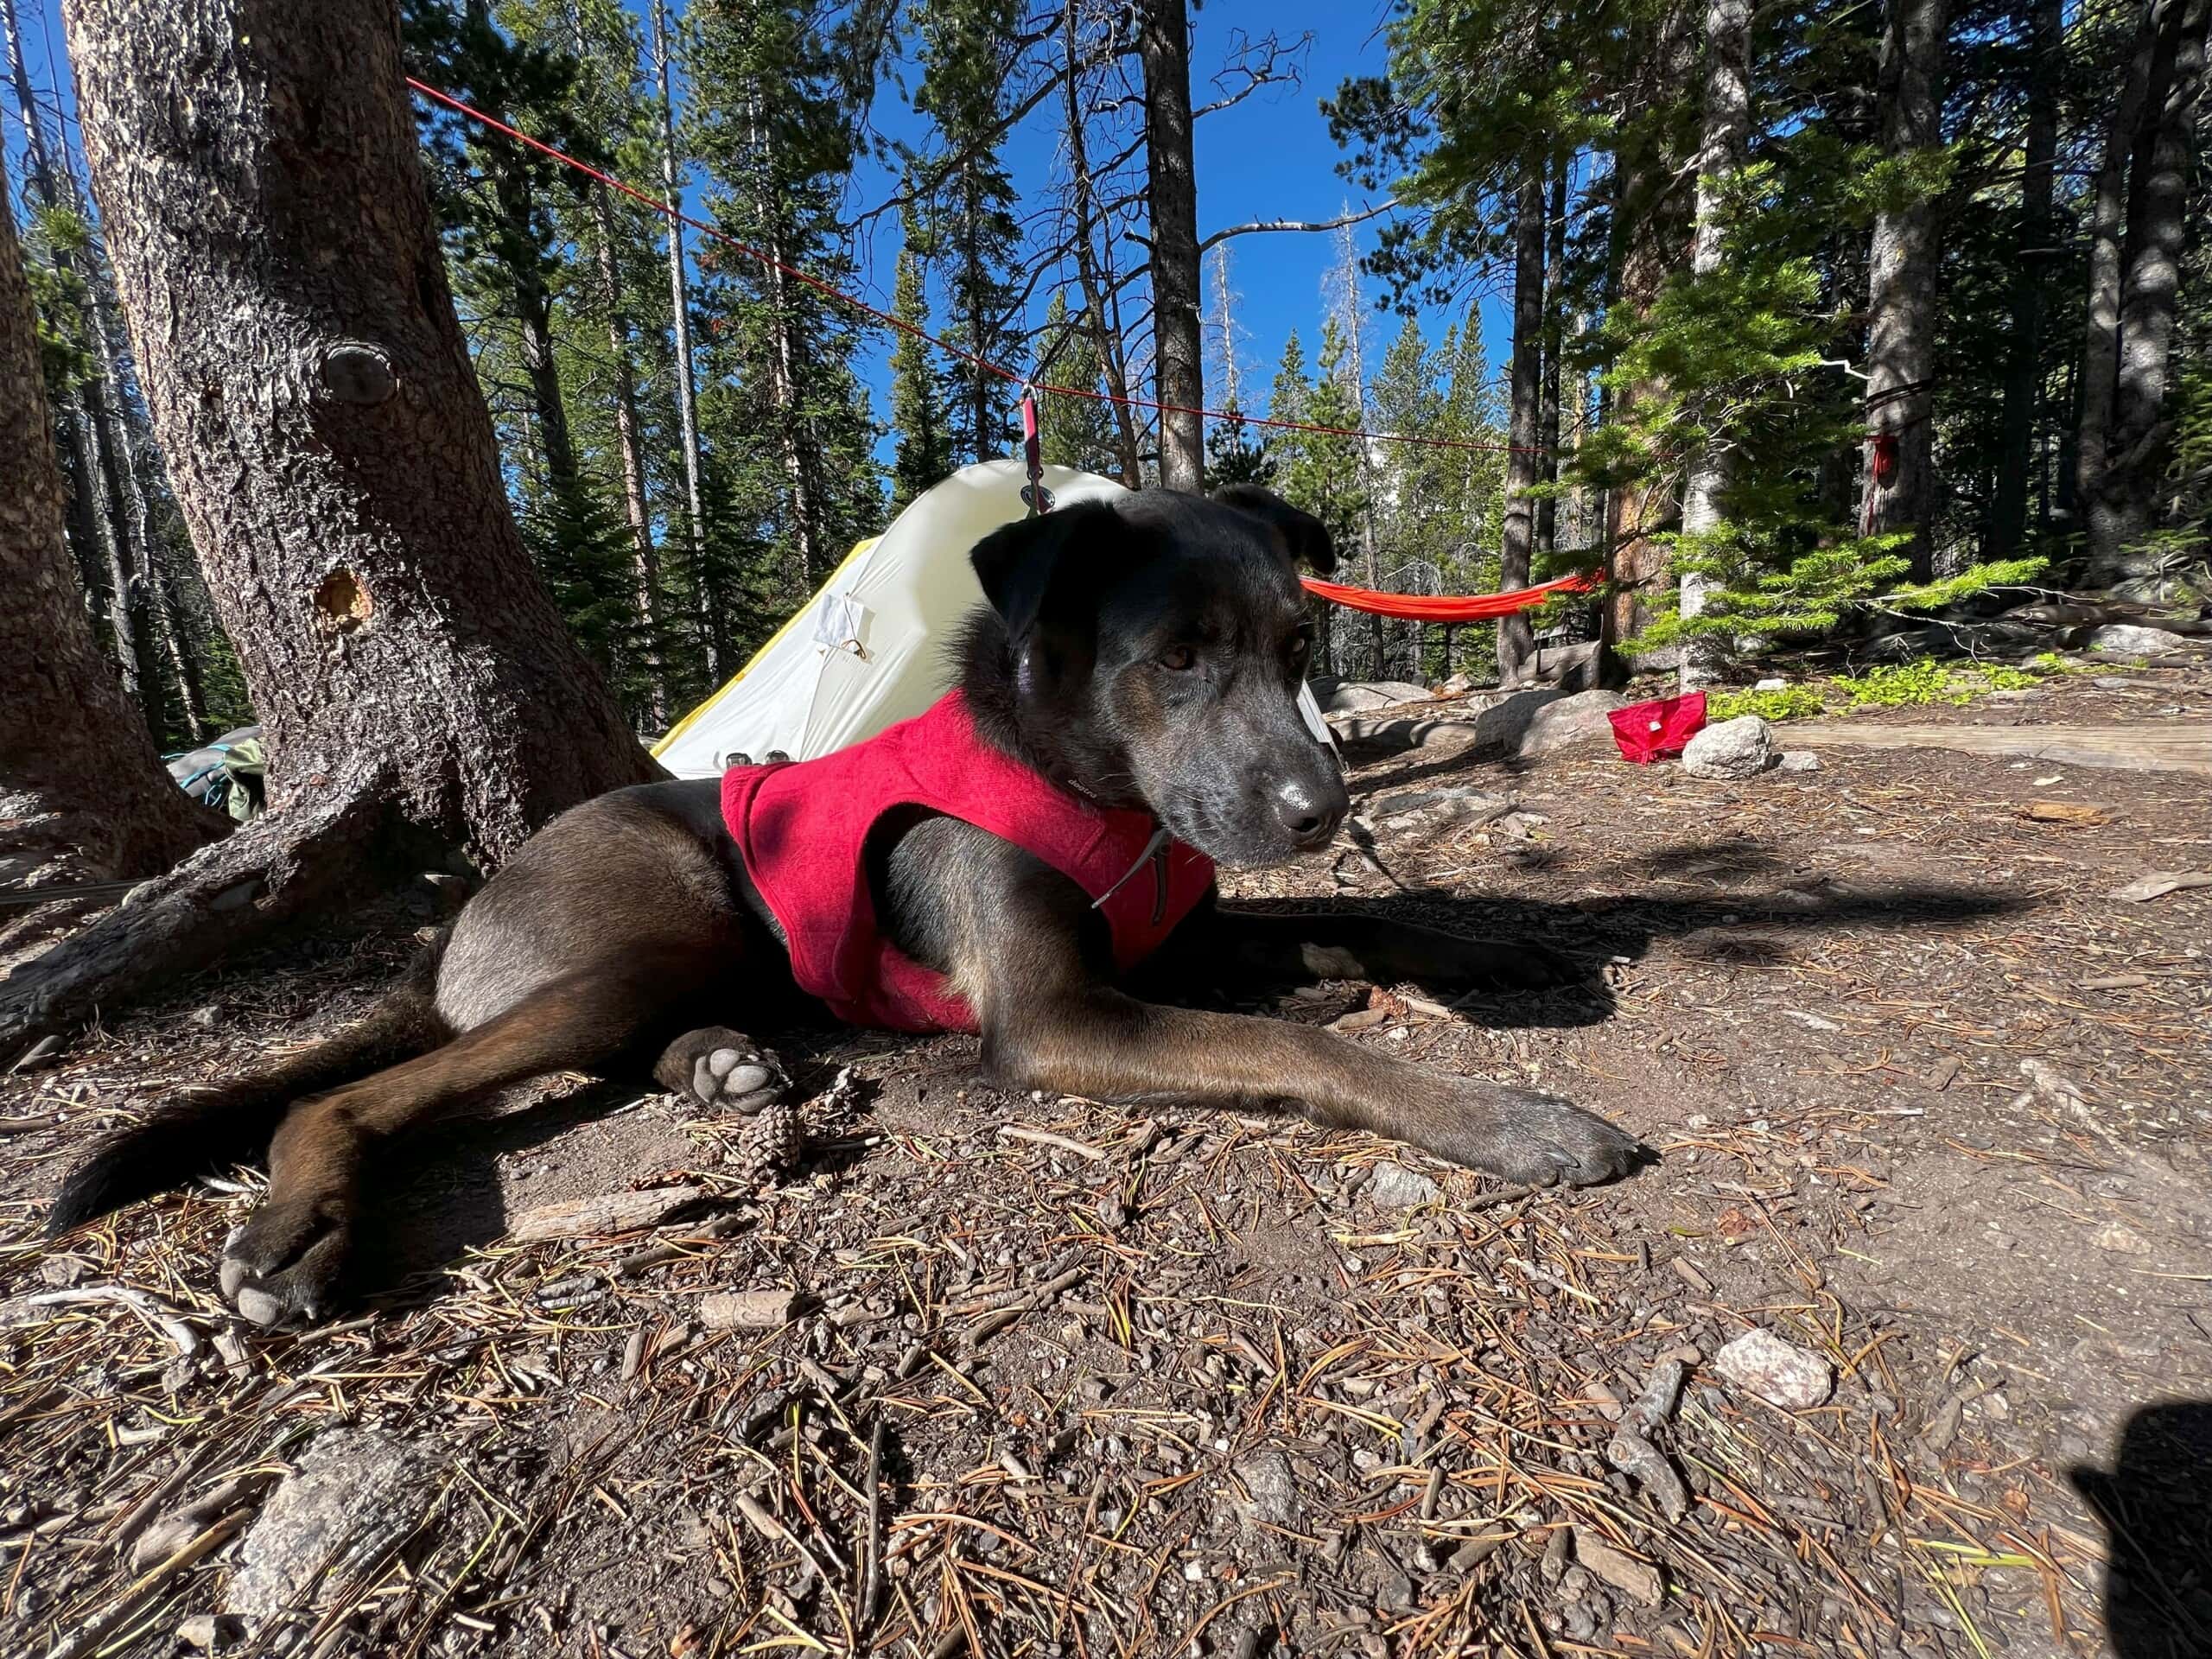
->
[1274, 783, 1344, 845]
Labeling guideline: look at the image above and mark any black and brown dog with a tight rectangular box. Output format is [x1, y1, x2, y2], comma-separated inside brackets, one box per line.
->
[50, 485, 1641, 1322]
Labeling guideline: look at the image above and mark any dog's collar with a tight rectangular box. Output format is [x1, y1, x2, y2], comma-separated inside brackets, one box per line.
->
[1091, 823, 1173, 926]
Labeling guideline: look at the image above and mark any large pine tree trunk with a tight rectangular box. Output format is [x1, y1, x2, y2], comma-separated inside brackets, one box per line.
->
[1599, 1, 1694, 667]
[2083, 0, 2212, 586]
[1139, 0, 1205, 492]
[1989, 0, 2060, 560]
[1859, 0, 1948, 580]
[5, 0, 659, 1047]
[1, 149, 223, 908]
[1679, 0, 1753, 689]
[1497, 171, 1546, 683]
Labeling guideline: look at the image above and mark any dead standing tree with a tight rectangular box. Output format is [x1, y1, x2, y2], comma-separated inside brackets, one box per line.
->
[2, 0, 659, 1050]
[0, 148, 224, 910]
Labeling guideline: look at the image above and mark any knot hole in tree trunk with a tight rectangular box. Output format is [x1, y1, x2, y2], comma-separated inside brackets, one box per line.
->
[314, 569, 372, 634]
[317, 341, 397, 406]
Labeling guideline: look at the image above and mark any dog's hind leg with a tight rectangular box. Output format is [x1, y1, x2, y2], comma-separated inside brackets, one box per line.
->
[47, 947, 450, 1235]
[220, 949, 714, 1325]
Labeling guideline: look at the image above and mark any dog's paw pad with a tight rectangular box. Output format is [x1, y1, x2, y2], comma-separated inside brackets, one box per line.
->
[219, 1201, 350, 1326]
[685, 1044, 787, 1116]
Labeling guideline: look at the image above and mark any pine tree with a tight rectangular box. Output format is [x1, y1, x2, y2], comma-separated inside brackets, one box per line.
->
[1035, 290, 1122, 481]
[889, 221, 952, 510]
[910, 0, 1021, 466]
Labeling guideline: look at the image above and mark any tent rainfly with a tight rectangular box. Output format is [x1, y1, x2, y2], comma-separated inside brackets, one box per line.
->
[655, 461, 1128, 777]
[654, 459, 1336, 777]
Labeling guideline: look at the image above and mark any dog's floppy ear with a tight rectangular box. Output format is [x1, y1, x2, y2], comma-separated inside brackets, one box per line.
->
[1213, 484, 1338, 576]
[969, 500, 1120, 640]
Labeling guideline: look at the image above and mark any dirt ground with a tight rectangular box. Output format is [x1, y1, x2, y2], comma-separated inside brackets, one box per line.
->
[3, 658, 2209, 1659]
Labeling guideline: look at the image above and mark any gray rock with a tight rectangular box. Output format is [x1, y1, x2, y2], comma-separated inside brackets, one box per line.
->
[1318, 679, 1433, 714]
[1230, 1449, 1300, 1530]
[227, 1429, 436, 1624]
[1466, 687, 1626, 759]
[1368, 785, 1515, 833]
[1681, 715, 1775, 779]
[1365, 1163, 1441, 1209]
[1775, 752, 1820, 773]
[2088, 623, 2194, 656]
[1712, 1329, 1834, 1410]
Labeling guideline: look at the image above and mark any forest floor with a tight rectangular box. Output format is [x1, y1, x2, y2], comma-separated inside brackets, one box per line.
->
[3, 655, 2209, 1659]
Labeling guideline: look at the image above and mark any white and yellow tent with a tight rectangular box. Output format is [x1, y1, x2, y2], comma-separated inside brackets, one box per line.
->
[653, 459, 1125, 777]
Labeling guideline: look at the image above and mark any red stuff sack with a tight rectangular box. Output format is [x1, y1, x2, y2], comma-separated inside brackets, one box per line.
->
[1608, 692, 1707, 763]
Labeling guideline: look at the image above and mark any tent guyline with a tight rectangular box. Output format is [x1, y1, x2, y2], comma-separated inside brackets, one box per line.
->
[402, 77, 1595, 626]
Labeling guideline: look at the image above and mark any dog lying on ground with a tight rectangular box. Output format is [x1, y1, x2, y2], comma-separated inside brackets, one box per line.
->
[49, 485, 1642, 1322]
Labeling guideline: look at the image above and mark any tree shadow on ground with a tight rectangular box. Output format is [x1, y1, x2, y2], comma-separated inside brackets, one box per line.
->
[2070, 1400, 2212, 1656]
[328, 850, 2016, 1306]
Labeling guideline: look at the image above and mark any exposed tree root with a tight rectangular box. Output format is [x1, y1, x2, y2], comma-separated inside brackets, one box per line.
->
[0, 779, 394, 1058]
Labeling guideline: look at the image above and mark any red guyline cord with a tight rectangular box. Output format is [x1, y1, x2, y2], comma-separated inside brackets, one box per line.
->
[404, 78, 1544, 461]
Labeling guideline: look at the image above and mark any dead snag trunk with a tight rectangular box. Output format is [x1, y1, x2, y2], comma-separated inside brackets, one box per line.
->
[588, 182, 667, 726]
[1535, 159, 1569, 567]
[1680, 0, 1754, 689]
[653, 0, 715, 680]
[0, 149, 224, 906]
[1497, 170, 1546, 684]
[7, 0, 659, 1048]
[1061, 0, 1142, 487]
[1859, 0, 1949, 579]
[1139, 0, 1205, 493]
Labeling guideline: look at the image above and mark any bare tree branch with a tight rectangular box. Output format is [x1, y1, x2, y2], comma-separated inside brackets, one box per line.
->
[1198, 199, 1397, 256]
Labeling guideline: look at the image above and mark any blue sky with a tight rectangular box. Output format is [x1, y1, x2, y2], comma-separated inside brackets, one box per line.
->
[5, 0, 1508, 462]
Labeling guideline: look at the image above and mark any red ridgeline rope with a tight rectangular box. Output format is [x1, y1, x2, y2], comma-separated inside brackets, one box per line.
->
[404, 78, 1541, 461]
[406, 78, 1594, 624]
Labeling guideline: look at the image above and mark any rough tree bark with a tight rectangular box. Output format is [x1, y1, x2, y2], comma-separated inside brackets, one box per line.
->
[1139, 0, 1205, 492]
[653, 0, 715, 678]
[3, 0, 660, 1048]
[1497, 170, 1547, 683]
[2081, 0, 2212, 586]
[1859, 0, 1948, 580]
[0, 149, 223, 902]
[1679, 0, 1753, 689]
[1599, 0, 1694, 667]
[1989, 0, 2059, 560]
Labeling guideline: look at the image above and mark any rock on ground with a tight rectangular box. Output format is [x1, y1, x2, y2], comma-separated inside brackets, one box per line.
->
[1712, 1328, 1834, 1409]
[1230, 1449, 1300, 1530]
[1681, 715, 1776, 780]
[2089, 623, 2195, 656]
[1364, 1162, 1441, 1208]
[1315, 678, 1434, 714]
[1471, 687, 1625, 759]
[227, 1428, 437, 1623]
[1775, 751, 1820, 773]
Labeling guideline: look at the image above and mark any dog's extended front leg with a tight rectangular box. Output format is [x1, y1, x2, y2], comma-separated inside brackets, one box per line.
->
[1186, 904, 1580, 995]
[982, 988, 1639, 1186]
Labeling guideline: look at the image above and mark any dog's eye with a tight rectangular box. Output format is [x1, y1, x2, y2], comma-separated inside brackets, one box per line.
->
[1287, 632, 1313, 667]
[1159, 645, 1198, 672]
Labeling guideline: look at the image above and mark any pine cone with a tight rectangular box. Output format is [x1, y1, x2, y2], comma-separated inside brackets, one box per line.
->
[728, 1096, 804, 1183]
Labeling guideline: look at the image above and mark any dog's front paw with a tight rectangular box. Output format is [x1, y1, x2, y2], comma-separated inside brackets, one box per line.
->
[1434, 1086, 1644, 1187]
[660, 1027, 789, 1116]
[219, 1192, 354, 1326]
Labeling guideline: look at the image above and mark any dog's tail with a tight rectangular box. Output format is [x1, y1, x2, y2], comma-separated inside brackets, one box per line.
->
[46, 944, 451, 1235]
